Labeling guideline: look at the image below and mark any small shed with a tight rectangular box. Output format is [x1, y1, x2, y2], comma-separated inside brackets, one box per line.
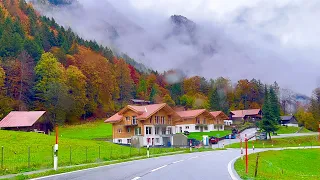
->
[280, 115, 298, 127]
[0, 111, 46, 133]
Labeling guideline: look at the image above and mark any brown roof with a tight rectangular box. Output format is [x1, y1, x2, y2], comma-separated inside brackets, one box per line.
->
[210, 111, 229, 120]
[176, 109, 206, 118]
[0, 111, 46, 128]
[231, 109, 261, 118]
[105, 103, 171, 123]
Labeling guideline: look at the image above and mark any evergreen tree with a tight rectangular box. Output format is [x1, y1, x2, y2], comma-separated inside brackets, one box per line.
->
[269, 86, 281, 122]
[259, 86, 278, 139]
[149, 84, 157, 102]
[209, 87, 220, 111]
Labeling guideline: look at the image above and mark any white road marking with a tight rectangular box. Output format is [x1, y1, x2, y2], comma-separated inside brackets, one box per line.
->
[151, 165, 167, 172]
[131, 177, 141, 180]
[172, 160, 184, 164]
[227, 156, 241, 180]
[188, 156, 198, 160]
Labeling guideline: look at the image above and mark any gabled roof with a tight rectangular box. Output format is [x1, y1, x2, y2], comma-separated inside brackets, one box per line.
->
[280, 115, 294, 121]
[210, 111, 229, 119]
[176, 109, 216, 120]
[231, 109, 261, 118]
[0, 111, 46, 128]
[105, 103, 176, 123]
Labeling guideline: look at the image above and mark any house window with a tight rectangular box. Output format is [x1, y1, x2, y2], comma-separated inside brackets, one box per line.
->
[134, 127, 141, 135]
[150, 118, 152, 124]
[127, 139, 131, 144]
[132, 116, 137, 125]
[118, 139, 122, 143]
[155, 116, 160, 124]
[195, 126, 199, 130]
[126, 117, 130, 121]
[118, 128, 122, 133]
[155, 138, 160, 143]
[155, 127, 160, 135]
[168, 116, 172, 124]
[185, 126, 189, 129]
[168, 127, 172, 134]
[179, 127, 182, 133]
[161, 116, 165, 124]
[196, 118, 200, 124]
[162, 127, 166, 135]
[146, 127, 152, 135]
[127, 127, 131, 133]
[204, 126, 208, 130]
[203, 119, 206, 124]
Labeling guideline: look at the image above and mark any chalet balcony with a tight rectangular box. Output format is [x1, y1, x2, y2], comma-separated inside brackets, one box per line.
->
[124, 120, 138, 126]
[154, 123, 172, 127]
[195, 122, 208, 127]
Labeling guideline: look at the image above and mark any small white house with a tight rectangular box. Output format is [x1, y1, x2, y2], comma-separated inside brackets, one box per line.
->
[280, 115, 299, 127]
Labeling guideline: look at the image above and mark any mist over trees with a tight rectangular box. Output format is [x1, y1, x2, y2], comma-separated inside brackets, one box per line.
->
[0, 0, 318, 131]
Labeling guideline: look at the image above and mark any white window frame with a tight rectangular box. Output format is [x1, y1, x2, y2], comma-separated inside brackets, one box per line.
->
[146, 127, 152, 135]
[179, 127, 182, 133]
[127, 139, 131, 144]
[118, 139, 122, 143]
[203, 119, 206, 124]
[185, 126, 189, 129]
[126, 116, 130, 121]
[155, 127, 159, 135]
[167, 127, 172, 134]
[132, 116, 137, 125]
[161, 127, 166, 135]
[127, 127, 131, 133]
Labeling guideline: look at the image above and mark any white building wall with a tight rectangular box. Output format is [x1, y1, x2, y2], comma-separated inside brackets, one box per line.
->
[113, 138, 131, 144]
[143, 125, 176, 146]
[286, 123, 299, 127]
[175, 124, 212, 133]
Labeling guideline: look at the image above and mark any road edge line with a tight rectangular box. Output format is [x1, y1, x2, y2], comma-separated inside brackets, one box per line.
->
[227, 155, 241, 180]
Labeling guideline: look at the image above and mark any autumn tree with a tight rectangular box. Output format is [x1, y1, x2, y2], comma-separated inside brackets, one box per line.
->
[163, 94, 175, 106]
[114, 59, 133, 106]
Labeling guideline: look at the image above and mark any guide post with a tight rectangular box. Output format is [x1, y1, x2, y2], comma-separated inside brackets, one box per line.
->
[54, 125, 58, 171]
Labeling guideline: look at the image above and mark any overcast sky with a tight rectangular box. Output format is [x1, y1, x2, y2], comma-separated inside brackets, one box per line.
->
[33, 0, 320, 96]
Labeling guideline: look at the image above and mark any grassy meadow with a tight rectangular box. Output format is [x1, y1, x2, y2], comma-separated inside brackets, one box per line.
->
[0, 130, 182, 175]
[226, 135, 319, 148]
[50, 120, 113, 140]
[276, 126, 311, 134]
[187, 130, 231, 140]
[235, 149, 320, 180]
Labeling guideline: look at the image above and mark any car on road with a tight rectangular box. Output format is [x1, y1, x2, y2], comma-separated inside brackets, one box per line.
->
[188, 138, 200, 147]
[224, 134, 236, 139]
[209, 136, 219, 144]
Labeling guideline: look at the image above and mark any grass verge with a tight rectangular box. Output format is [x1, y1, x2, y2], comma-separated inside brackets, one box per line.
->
[226, 135, 319, 148]
[4, 148, 225, 180]
[0, 130, 181, 176]
[187, 130, 231, 140]
[234, 149, 320, 180]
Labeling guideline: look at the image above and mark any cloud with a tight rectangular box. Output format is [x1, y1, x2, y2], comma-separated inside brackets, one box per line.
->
[31, 0, 320, 96]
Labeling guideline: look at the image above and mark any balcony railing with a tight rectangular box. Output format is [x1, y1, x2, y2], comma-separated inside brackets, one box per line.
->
[124, 120, 138, 126]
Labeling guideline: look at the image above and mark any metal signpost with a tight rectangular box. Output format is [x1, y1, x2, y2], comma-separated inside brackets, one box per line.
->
[189, 140, 192, 152]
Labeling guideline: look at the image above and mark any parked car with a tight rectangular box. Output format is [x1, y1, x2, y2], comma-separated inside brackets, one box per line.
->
[184, 131, 190, 135]
[209, 136, 219, 144]
[225, 134, 236, 139]
[188, 138, 200, 147]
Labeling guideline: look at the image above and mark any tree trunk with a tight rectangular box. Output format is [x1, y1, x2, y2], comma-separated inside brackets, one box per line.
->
[268, 132, 272, 140]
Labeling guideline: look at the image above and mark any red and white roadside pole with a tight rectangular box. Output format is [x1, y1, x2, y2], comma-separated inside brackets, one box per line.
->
[240, 137, 243, 160]
[54, 125, 59, 170]
[245, 134, 248, 174]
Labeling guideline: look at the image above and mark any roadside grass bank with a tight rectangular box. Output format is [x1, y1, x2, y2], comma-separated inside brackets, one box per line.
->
[2, 148, 225, 180]
[234, 149, 320, 180]
[50, 120, 112, 140]
[187, 130, 231, 140]
[275, 126, 311, 134]
[0, 130, 182, 176]
[226, 135, 319, 148]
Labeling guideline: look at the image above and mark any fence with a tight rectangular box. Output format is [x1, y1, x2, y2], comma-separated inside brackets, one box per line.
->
[0, 144, 192, 176]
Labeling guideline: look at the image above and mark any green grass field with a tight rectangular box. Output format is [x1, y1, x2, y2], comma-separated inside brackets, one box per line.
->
[276, 126, 311, 134]
[226, 135, 319, 148]
[51, 120, 112, 140]
[187, 130, 231, 140]
[235, 149, 320, 180]
[0, 130, 182, 175]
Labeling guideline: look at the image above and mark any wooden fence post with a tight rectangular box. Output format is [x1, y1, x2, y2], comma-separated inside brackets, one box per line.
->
[254, 153, 260, 177]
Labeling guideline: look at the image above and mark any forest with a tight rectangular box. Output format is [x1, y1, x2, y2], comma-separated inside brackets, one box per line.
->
[0, 0, 319, 131]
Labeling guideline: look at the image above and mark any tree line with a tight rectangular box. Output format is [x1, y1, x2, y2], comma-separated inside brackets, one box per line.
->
[0, 0, 318, 131]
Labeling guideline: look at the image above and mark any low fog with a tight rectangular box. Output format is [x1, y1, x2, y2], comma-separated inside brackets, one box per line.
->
[30, 0, 320, 96]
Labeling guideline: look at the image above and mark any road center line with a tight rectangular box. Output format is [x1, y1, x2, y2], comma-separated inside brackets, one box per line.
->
[188, 156, 198, 160]
[150, 165, 167, 172]
[131, 177, 141, 180]
[172, 160, 184, 164]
